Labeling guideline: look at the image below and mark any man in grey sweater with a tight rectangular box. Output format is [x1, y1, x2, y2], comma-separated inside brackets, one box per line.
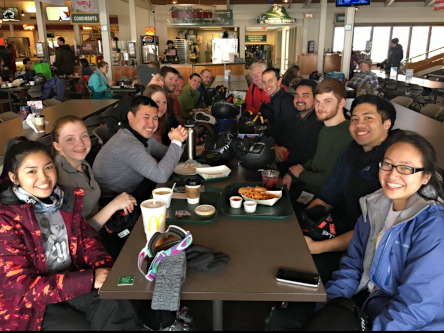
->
[93, 96, 187, 195]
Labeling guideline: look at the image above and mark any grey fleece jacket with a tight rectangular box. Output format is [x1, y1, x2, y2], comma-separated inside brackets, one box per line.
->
[93, 128, 183, 194]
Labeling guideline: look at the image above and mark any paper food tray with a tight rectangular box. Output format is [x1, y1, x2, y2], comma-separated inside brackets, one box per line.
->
[196, 165, 231, 180]
[241, 190, 283, 207]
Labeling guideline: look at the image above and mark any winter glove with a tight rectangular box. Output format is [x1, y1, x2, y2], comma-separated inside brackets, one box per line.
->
[186, 245, 231, 272]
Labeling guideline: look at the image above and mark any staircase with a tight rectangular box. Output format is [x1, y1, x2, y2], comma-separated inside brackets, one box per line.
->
[401, 47, 444, 76]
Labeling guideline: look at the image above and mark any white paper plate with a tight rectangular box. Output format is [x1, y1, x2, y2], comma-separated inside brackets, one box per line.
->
[241, 190, 283, 207]
[174, 162, 209, 176]
[196, 165, 231, 180]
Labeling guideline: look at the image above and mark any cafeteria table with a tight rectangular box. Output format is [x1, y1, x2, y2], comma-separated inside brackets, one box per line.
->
[211, 75, 249, 91]
[0, 86, 31, 112]
[99, 160, 326, 331]
[0, 99, 119, 157]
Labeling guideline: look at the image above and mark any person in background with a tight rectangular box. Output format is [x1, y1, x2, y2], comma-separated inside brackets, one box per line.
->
[384, 38, 404, 73]
[281, 64, 301, 87]
[262, 68, 297, 142]
[284, 79, 352, 198]
[171, 75, 185, 125]
[245, 62, 268, 114]
[88, 61, 114, 99]
[93, 96, 187, 201]
[275, 80, 324, 176]
[53, 37, 75, 76]
[23, 58, 36, 80]
[198, 69, 214, 105]
[0, 139, 144, 331]
[144, 85, 179, 146]
[347, 59, 379, 93]
[349, 50, 359, 80]
[7, 42, 16, 75]
[80, 58, 93, 77]
[164, 40, 179, 64]
[178, 73, 201, 121]
[0, 57, 10, 82]
[0, 32, 5, 48]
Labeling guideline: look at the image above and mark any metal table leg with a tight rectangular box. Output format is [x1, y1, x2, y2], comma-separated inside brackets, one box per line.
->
[212, 300, 223, 331]
[7, 91, 14, 112]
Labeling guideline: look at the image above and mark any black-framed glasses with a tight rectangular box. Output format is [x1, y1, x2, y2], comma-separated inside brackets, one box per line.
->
[379, 162, 425, 175]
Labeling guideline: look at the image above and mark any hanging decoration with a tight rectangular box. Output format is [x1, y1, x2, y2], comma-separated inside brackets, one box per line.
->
[71, 0, 99, 12]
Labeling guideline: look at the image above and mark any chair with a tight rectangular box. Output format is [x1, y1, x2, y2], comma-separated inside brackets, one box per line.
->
[100, 105, 117, 125]
[384, 82, 398, 99]
[391, 96, 413, 108]
[394, 82, 410, 96]
[84, 115, 103, 137]
[43, 98, 62, 108]
[27, 85, 43, 100]
[0, 111, 20, 122]
[35, 134, 53, 148]
[420, 104, 441, 118]
[409, 85, 435, 111]
[93, 124, 112, 145]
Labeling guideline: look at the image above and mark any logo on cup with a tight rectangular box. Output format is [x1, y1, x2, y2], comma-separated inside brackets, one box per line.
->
[147, 214, 165, 232]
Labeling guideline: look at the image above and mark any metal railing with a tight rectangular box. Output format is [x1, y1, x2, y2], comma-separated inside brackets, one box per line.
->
[403, 46, 444, 64]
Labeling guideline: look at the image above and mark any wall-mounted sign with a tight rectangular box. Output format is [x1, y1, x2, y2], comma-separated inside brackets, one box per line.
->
[71, 0, 99, 12]
[71, 13, 99, 24]
[169, 7, 233, 26]
[246, 35, 267, 43]
[335, 13, 346, 23]
[257, 5, 296, 24]
[345, 23, 353, 31]
[145, 26, 156, 36]
[305, 13, 313, 19]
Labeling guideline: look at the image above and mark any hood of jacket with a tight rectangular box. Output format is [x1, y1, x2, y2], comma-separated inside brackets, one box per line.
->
[58, 44, 71, 50]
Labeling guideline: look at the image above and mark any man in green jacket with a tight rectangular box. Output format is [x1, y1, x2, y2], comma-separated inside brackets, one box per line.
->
[178, 73, 201, 120]
[284, 79, 352, 197]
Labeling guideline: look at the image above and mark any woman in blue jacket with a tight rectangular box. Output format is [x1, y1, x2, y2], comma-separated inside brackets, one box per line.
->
[88, 61, 114, 99]
[311, 130, 444, 331]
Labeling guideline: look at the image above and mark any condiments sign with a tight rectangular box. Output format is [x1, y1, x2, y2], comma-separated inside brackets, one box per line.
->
[71, 13, 99, 24]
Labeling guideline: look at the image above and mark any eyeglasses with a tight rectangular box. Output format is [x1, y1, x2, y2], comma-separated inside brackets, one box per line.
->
[379, 162, 425, 175]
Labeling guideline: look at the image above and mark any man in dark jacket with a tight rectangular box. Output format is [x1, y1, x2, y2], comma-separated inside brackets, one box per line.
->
[262, 68, 297, 142]
[275, 79, 324, 175]
[384, 38, 403, 73]
[54, 37, 75, 76]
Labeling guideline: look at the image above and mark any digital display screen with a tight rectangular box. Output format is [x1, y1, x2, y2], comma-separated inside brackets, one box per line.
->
[336, 0, 371, 6]
[2, 8, 20, 22]
[46, 6, 70, 21]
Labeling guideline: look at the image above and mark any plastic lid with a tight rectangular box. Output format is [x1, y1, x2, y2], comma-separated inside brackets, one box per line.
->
[185, 178, 201, 186]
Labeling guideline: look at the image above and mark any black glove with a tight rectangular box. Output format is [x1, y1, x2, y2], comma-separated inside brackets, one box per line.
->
[186, 245, 231, 272]
[304, 205, 327, 222]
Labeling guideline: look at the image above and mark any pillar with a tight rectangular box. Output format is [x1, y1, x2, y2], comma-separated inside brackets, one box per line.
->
[341, 6, 355, 79]
[35, 1, 48, 60]
[98, 0, 113, 80]
[317, 0, 327, 72]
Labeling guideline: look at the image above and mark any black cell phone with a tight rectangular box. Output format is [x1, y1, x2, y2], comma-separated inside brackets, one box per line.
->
[276, 268, 320, 288]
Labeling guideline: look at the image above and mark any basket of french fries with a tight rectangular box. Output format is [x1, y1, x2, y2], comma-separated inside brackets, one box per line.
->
[238, 186, 283, 207]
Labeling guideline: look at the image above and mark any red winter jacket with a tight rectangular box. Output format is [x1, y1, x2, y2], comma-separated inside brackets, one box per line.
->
[245, 83, 288, 114]
[0, 186, 113, 331]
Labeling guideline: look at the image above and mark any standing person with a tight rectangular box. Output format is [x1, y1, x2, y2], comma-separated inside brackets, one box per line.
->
[52, 116, 138, 258]
[22, 57, 36, 79]
[384, 38, 404, 73]
[349, 50, 359, 80]
[7, 42, 16, 75]
[275, 80, 324, 175]
[53, 37, 75, 76]
[0, 139, 144, 331]
[283, 79, 352, 198]
[144, 85, 179, 145]
[261, 68, 297, 141]
[80, 58, 93, 77]
[88, 61, 114, 99]
[198, 69, 214, 105]
[178, 73, 201, 121]
[164, 40, 179, 64]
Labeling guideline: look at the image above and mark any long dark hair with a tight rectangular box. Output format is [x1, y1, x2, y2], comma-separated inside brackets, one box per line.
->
[386, 130, 444, 201]
[0, 138, 54, 193]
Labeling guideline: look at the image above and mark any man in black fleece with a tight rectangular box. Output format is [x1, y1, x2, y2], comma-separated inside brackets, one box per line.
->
[275, 79, 324, 175]
[53, 37, 75, 76]
[261, 68, 297, 141]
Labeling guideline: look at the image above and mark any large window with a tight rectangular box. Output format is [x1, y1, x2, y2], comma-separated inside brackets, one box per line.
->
[371, 27, 391, 63]
[333, 26, 345, 52]
[353, 27, 372, 52]
[429, 26, 444, 58]
[409, 26, 429, 61]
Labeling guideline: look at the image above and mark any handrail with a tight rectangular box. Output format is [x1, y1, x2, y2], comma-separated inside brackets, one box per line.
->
[403, 46, 444, 63]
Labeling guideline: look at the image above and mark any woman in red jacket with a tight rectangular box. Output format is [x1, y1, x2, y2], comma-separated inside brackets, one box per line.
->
[0, 138, 143, 331]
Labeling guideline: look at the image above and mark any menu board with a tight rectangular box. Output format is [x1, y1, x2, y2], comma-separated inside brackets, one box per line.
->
[46, 6, 70, 21]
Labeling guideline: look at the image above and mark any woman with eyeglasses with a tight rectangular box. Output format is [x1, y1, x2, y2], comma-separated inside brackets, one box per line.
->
[303, 130, 444, 331]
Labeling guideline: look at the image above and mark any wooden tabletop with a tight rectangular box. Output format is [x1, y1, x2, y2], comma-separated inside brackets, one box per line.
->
[346, 99, 444, 168]
[0, 99, 119, 156]
[212, 75, 249, 92]
[100, 160, 326, 302]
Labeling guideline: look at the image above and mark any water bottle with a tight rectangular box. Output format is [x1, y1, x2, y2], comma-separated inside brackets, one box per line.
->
[185, 120, 196, 161]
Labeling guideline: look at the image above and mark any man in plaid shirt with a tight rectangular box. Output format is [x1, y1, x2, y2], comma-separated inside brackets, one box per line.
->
[348, 59, 379, 92]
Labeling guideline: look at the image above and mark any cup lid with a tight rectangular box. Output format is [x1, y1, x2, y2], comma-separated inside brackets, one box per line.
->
[186, 178, 201, 186]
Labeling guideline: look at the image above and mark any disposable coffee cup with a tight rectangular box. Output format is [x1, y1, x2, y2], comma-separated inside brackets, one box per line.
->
[185, 178, 201, 205]
[30, 81, 36, 86]
[35, 115, 46, 133]
[141, 199, 167, 243]
[7, 83, 13, 88]
[152, 187, 173, 208]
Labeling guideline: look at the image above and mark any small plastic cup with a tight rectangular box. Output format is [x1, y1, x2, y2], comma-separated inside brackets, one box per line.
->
[230, 196, 243, 208]
[244, 201, 257, 213]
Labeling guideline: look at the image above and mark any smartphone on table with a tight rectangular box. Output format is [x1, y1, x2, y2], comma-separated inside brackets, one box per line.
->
[276, 268, 320, 288]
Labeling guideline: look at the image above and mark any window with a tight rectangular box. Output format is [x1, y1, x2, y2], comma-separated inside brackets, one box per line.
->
[353, 27, 372, 52]
[391, 26, 410, 59]
[333, 26, 345, 52]
[429, 26, 444, 58]
[371, 27, 391, 63]
[409, 26, 430, 61]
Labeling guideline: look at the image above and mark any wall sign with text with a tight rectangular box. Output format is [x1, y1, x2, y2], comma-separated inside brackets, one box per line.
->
[246, 35, 267, 43]
[257, 5, 296, 24]
[71, 13, 99, 24]
[169, 7, 233, 26]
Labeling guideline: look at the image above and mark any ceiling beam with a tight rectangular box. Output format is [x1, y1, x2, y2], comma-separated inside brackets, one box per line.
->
[385, 0, 395, 6]
[227, 0, 230, 10]
[425, 0, 435, 6]
[304, 0, 313, 8]
[288, 0, 294, 8]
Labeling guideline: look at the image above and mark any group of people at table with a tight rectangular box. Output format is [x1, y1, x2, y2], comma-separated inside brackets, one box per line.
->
[0, 59, 444, 331]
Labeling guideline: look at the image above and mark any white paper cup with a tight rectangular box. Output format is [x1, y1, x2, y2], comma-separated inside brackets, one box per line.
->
[141, 199, 167, 243]
[7, 83, 13, 88]
[230, 196, 243, 208]
[152, 188, 173, 208]
[244, 201, 257, 213]
[30, 81, 36, 86]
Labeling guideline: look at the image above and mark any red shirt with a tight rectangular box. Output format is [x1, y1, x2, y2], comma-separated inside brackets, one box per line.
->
[245, 83, 288, 114]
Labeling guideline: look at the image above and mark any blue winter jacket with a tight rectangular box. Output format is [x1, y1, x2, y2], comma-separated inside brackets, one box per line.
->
[325, 188, 444, 331]
[88, 71, 113, 99]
